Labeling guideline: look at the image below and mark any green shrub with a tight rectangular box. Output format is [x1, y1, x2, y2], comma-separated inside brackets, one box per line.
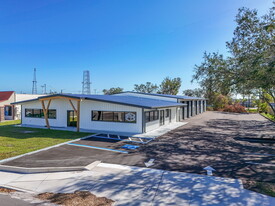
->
[213, 94, 229, 110]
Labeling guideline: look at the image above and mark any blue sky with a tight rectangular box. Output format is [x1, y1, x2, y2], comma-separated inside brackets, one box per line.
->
[0, 0, 273, 94]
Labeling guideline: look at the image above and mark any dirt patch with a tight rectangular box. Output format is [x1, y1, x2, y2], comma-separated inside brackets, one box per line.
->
[0, 187, 17, 193]
[36, 191, 115, 206]
[243, 180, 275, 197]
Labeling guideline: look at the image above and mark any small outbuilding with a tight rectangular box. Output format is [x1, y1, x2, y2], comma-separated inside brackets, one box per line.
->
[0, 91, 44, 122]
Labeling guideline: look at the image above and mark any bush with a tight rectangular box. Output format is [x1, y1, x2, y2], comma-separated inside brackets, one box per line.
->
[213, 94, 229, 110]
[259, 102, 268, 113]
[223, 103, 247, 113]
[206, 106, 214, 111]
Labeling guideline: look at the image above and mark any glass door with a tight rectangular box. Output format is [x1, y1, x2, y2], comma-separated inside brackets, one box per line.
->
[67, 110, 77, 127]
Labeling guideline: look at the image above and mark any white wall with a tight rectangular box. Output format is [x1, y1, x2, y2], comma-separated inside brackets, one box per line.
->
[80, 100, 143, 133]
[14, 94, 45, 119]
[21, 99, 71, 127]
[21, 99, 143, 133]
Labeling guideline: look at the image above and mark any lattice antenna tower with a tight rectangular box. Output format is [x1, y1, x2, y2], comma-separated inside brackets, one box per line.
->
[32, 68, 37, 94]
[82, 70, 91, 94]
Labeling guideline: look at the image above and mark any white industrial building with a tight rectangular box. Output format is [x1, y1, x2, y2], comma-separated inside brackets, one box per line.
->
[13, 92, 207, 134]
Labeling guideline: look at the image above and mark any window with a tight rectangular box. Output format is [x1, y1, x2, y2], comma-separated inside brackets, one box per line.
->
[150, 111, 154, 121]
[33, 109, 41, 118]
[4, 106, 12, 116]
[154, 110, 159, 120]
[114, 112, 125, 122]
[92, 111, 102, 121]
[25, 109, 33, 117]
[165, 109, 170, 118]
[25, 109, 56, 119]
[102, 111, 114, 122]
[145, 110, 159, 123]
[145, 112, 150, 122]
[48, 110, 57, 119]
[92, 111, 136, 123]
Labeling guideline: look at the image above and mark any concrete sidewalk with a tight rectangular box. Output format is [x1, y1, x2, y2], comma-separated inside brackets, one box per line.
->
[0, 163, 274, 206]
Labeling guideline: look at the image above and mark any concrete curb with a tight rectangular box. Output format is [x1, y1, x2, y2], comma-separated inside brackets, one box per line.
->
[0, 135, 93, 164]
[0, 164, 87, 174]
[0, 160, 100, 174]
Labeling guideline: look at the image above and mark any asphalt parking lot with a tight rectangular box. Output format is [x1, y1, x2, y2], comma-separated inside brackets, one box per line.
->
[2, 111, 275, 182]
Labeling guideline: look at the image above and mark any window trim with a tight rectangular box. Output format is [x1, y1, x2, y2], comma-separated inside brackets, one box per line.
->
[145, 110, 159, 123]
[91, 110, 137, 123]
[25, 108, 57, 119]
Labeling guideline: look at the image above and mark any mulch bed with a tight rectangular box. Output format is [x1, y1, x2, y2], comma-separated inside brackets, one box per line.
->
[36, 191, 115, 206]
[0, 187, 17, 193]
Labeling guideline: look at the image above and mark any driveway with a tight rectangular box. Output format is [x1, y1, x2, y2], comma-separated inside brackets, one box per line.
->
[138, 111, 275, 182]
[2, 111, 275, 182]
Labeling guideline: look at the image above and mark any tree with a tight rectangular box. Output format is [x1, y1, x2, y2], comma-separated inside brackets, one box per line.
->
[102, 87, 124, 95]
[134, 82, 158, 93]
[192, 52, 233, 104]
[182, 88, 205, 97]
[158, 77, 181, 95]
[192, 5, 275, 112]
[226, 6, 275, 113]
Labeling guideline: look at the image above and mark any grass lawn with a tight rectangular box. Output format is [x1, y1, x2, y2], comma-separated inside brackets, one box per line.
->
[0, 125, 92, 160]
[246, 108, 258, 113]
[0, 120, 21, 126]
[261, 112, 275, 121]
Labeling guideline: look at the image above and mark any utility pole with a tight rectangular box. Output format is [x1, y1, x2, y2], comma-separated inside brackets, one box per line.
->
[32, 68, 37, 94]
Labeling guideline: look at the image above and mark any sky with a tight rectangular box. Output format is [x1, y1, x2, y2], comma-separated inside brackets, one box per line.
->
[0, 0, 273, 94]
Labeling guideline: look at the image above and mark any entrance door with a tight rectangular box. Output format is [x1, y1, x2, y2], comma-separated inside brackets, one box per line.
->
[67, 110, 77, 127]
[160, 110, 165, 126]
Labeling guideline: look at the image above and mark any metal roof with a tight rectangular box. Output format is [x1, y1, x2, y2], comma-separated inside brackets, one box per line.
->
[0, 91, 14, 103]
[12, 93, 186, 109]
[115, 91, 206, 100]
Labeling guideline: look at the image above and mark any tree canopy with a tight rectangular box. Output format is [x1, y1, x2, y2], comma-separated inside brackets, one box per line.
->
[182, 88, 205, 98]
[102, 87, 124, 95]
[134, 82, 158, 93]
[158, 77, 182, 95]
[192, 5, 275, 113]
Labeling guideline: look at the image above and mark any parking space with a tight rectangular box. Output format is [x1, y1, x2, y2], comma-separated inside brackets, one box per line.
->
[68, 136, 144, 154]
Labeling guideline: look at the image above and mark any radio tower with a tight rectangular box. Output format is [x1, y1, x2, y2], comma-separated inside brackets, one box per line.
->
[32, 68, 37, 94]
[82, 70, 91, 95]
